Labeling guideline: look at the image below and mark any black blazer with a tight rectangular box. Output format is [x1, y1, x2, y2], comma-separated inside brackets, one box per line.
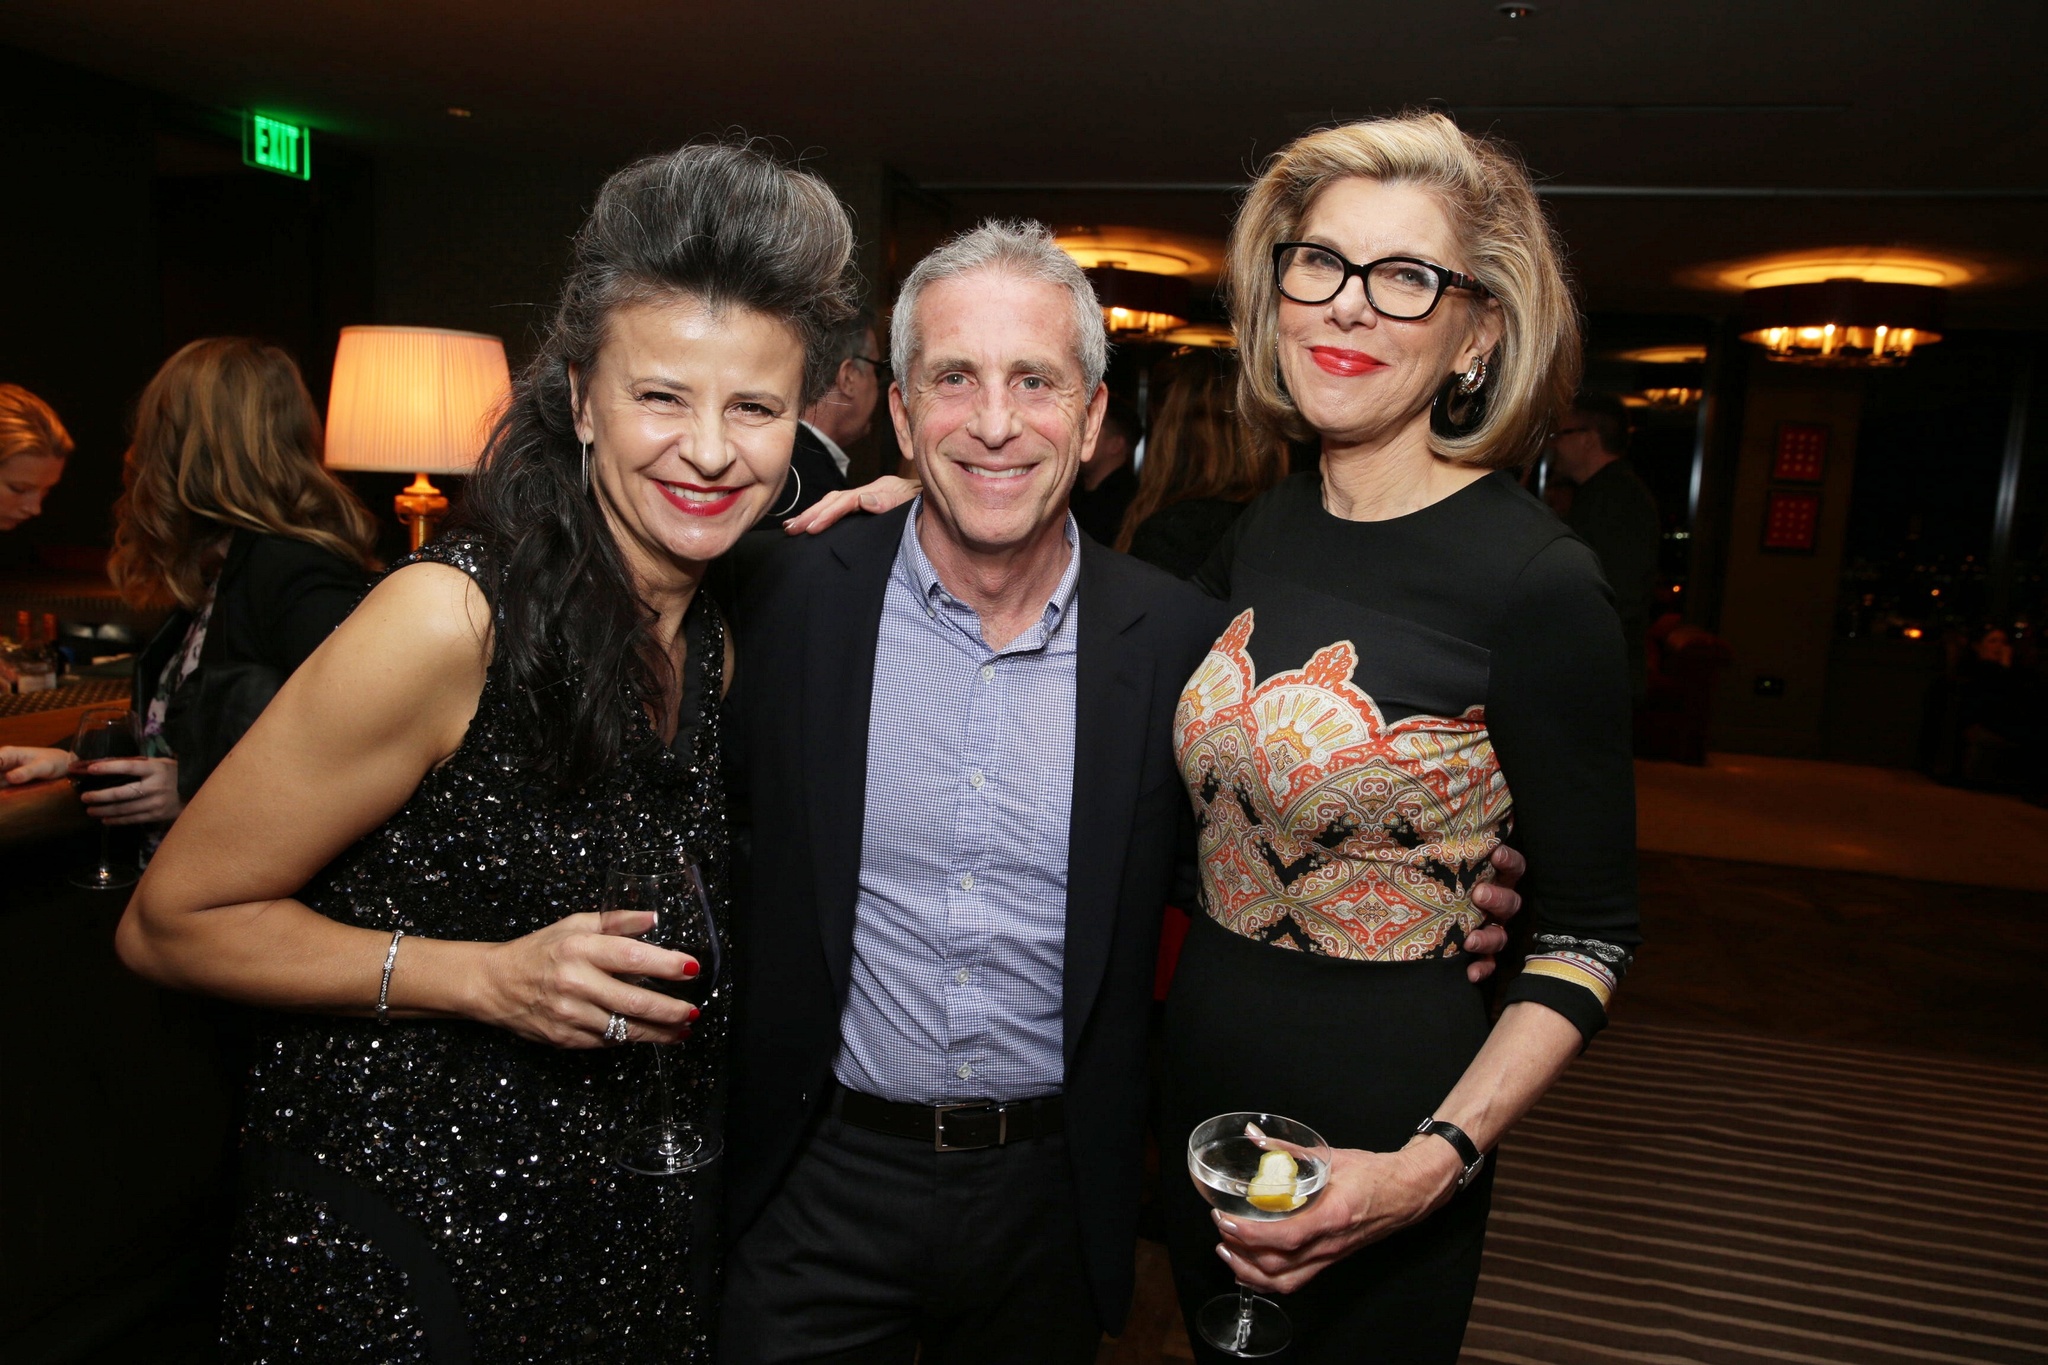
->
[723, 506, 1228, 1331]
[136, 530, 369, 781]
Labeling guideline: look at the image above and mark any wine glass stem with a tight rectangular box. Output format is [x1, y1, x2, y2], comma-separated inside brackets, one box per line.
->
[650, 1042, 680, 1151]
[96, 821, 113, 878]
[1234, 1281, 1257, 1350]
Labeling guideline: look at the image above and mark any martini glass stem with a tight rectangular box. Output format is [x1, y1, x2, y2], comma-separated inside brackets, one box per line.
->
[1232, 1282, 1257, 1351]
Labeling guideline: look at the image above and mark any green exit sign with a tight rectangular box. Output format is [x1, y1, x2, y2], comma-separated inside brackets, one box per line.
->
[242, 112, 311, 180]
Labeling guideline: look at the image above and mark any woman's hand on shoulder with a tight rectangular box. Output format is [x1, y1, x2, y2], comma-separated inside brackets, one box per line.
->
[1210, 1138, 1462, 1295]
[470, 910, 701, 1048]
[781, 474, 920, 535]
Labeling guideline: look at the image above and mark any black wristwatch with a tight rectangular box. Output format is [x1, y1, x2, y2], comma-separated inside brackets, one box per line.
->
[1415, 1117, 1487, 1192]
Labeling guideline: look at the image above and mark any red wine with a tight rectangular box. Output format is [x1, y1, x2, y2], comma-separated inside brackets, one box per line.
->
[68, 764, 131, 795]
[644, 974, 715, 1008]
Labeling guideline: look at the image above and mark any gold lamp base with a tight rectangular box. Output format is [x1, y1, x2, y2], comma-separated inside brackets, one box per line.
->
[395, 472, 450, 552]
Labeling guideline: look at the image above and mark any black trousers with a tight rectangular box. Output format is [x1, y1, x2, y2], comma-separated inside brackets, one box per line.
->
[718, 1093, 1103, 1365]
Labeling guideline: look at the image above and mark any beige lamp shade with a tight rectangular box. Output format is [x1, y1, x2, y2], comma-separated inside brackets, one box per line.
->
[325, 325, 512, 475]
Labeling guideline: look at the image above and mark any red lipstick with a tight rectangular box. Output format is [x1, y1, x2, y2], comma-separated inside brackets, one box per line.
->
[1309, 346, 1387, 377]
[656, 481, 745, 517]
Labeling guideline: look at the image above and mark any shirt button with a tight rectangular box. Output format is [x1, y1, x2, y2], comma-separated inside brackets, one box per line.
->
[957, 1063, 974, 1080]
[955, 968, 970, 985]
[968, 769, 984, 789]
[980, 663, 995, 682]
[927, 605, 937, 619]
[959, 873, 976, 891]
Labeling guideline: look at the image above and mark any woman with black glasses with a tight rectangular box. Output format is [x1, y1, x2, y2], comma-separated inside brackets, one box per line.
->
[1159, 111, 1641, 1362]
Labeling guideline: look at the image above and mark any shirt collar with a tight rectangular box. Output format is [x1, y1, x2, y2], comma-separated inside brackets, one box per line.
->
[896, 497, 1082, 647]
[800, 419, 851, 479]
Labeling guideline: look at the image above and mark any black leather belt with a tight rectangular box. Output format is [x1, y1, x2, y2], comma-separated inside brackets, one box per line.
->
[839, 1087, 1065, 1151]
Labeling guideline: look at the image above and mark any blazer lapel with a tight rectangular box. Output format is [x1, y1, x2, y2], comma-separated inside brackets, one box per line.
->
[1063, 543, 1153, 1064]
[802, 507, 906, 998]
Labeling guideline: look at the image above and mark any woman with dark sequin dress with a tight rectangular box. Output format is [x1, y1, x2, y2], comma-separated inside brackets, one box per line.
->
[117, 143, 858, 1363]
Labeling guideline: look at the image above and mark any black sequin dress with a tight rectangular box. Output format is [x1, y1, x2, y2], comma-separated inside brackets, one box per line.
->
[222, 538, 731, 1365]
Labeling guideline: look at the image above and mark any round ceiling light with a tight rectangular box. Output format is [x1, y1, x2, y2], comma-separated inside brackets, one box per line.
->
[1739, 278, 1946, 367]
[1160, 323, 1238, 350]
[1615, 344, 1709, 365]
[1055, 227, 1223, 283]
[1684, 247, 1981, 294]
[1087, 265, 1191, 339]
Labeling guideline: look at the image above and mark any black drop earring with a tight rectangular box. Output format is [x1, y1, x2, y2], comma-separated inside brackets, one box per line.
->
[1430, 354, 1490, 439]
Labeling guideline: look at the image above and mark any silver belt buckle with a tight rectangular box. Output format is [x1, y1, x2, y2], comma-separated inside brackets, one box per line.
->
[933, 1100, 1005, 1152]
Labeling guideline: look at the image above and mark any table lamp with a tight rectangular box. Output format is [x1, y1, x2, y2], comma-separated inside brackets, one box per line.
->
[325, 326, 512, 551]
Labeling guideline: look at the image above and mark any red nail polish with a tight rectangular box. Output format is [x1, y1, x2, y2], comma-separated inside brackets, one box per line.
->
[686, 1006, 701, 1022]
[682, 960, 700, 978]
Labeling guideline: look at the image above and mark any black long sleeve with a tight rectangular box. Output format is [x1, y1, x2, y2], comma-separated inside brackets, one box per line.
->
[1486, 537, 1641, 1039]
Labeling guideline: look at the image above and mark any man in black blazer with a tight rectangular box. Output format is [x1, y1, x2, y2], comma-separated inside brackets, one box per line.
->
[719, 225, 1520, 1362]
[719, 223, 1227, 1363]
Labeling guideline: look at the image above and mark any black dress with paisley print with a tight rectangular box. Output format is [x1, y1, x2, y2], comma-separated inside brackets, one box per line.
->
[1160, 470, 1641, 1364]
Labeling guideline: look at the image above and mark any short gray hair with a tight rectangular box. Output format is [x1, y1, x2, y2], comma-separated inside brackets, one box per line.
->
[890, 219, 1108, 393]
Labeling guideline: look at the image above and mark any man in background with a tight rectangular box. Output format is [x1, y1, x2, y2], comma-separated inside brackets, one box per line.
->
[1552, 392, 1661, 704]
[781, 308, 883, 519]
[1066, 397, 1139, 546]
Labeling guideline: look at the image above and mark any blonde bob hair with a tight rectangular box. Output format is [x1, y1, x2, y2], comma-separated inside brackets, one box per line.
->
[110, 338, 378, 610]
[1228, 111, 1580, 469]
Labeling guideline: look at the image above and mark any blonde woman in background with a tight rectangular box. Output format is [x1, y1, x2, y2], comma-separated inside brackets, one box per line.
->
[0, 339, 376, 830]
[0, 383, 74, 531]
[1115, 347, 1287, 578]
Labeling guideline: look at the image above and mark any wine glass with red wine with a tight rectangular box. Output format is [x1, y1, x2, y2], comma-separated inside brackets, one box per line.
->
[608, 848, 723, 1176]
[67, 706, 141, 890]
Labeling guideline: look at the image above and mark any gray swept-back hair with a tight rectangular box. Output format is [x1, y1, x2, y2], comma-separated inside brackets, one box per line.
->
[890, 219, 1108, 392]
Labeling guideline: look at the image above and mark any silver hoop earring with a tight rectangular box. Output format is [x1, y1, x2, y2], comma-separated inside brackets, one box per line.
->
[580, 441, 590, 492]
[768, 464, 803, 520]
[1457, 355, 1489, 395]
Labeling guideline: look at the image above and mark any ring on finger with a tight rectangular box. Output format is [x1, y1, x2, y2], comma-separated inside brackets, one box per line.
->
[603, 1012, 630, 1045]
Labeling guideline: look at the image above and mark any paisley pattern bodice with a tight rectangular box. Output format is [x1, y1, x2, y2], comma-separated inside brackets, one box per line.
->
[1176, 609, 1509, 960]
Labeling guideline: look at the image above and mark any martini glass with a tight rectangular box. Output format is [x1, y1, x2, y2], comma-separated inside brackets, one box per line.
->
[1187, 1111, 1331, 1358]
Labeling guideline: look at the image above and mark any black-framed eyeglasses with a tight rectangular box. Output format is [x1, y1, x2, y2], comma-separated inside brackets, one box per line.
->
[1271, 242, 1491, 320]
[853, 355, 891, 378]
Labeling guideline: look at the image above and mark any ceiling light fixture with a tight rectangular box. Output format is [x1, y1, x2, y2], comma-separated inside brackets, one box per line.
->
[1497, 3, 1538, 17]
[446, 107, 473, 119]
[1616, 345, 1709, 365]
[1086, 265, 1190, 339]
[1739, 278, 1945, 367]
[1160, 323, 1238, 350]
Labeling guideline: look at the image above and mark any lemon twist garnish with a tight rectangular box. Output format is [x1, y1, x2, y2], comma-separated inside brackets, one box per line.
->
[1246, 1149, 1303, 1212]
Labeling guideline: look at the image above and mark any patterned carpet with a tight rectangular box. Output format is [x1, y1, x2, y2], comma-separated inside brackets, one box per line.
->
[1461, 1021, 2048, 1365]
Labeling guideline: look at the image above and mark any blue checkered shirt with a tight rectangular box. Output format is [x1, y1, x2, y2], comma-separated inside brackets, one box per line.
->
[833, 500, 1081, 1105]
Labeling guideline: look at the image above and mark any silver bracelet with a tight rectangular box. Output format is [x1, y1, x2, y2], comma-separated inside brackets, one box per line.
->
[377, 929, 405, 1025]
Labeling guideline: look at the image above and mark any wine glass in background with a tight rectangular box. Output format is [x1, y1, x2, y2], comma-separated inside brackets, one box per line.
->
[608, 849, 724, 1177]
[1187, 1111, 1332, 1358]
[67, 707, 141, 890]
